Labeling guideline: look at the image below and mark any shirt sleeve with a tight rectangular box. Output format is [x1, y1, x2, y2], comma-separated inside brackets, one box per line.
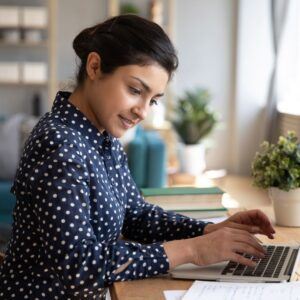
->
[25, 134, 170, 297]
[119, 145, 210, 244]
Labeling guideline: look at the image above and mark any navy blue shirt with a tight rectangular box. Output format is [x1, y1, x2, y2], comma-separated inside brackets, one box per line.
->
[0, 91, 208, 299]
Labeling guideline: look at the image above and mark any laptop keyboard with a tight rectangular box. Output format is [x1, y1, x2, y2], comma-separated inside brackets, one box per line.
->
[221, 245, 298, 278]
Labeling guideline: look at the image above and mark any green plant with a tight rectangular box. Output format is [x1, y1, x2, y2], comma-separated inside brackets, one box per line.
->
[120, 3, 140, 15]
[252, 131, 300, 191]
[172, 88, 218, 144]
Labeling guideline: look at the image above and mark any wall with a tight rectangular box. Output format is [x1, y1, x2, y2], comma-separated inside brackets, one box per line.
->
[56, 0, 106, 86]
[232, 0, 273, 174]
[174, 0, 238, 172]
[0, 0, 49, 115]
[1, 0, 260, 175]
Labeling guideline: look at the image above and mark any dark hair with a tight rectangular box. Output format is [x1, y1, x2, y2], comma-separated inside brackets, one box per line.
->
[73, 14, 178, 85]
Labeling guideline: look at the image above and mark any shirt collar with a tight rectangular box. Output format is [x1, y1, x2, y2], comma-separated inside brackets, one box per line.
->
[51, 91, 112, 148]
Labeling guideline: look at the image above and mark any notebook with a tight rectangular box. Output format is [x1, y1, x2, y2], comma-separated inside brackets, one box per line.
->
[141, 186, 227, 218]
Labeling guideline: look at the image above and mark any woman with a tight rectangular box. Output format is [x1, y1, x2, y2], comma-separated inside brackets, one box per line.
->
[0, 15, 275, 299]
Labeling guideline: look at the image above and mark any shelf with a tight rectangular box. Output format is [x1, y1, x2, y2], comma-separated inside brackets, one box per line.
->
[0, 41, 47, 47]
[0, 81, 47, 87]
[0, 25, 47, 30]
[0, 1, 57, 114]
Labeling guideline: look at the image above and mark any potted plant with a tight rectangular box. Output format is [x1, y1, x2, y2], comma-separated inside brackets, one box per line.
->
[172, 88, 218, 175]
[252, 131, 300, 227]
[120, 3, 140, 15]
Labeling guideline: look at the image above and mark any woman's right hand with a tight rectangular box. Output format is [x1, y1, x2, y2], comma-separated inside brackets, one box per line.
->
[187, 227, 266, 268]
[163, 227, 267, 270]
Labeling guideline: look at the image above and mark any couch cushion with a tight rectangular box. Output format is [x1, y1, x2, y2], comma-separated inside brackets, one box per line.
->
[0, 181, 15, 225]
[0, 181, 15, 212]
[0, 114, 25, 180]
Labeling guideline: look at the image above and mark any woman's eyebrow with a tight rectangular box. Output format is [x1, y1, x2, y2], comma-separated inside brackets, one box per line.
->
[130, 76, 164, 97]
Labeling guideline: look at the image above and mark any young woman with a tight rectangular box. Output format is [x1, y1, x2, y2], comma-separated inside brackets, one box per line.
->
[0, 15, 275, 299]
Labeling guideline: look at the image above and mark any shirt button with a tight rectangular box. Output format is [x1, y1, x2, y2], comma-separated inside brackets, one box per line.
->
[104, 138, 111, 146]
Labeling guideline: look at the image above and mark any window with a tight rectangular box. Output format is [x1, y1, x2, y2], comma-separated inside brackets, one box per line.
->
[277, 0, 300, 115]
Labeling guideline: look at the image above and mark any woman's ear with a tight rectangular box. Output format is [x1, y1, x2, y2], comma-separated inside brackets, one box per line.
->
[86, 52, 101, 80]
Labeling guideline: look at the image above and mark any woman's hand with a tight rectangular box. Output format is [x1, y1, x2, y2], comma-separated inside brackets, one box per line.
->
[189, 227, 267, 267]
[163, 209, 275, 270]
[204, 209, 276, 239]
[164, 226, 267, 270]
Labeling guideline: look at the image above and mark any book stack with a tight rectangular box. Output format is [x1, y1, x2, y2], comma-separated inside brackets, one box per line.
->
[141, 186, 228, 219]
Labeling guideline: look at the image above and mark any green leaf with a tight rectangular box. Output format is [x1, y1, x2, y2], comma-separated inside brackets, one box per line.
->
[251, 131, 300, 191]
[171, 88, 218, 144]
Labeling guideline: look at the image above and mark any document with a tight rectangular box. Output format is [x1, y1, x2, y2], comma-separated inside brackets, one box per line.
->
[182, 281, 300, 300]
[163, 290, 186, 300]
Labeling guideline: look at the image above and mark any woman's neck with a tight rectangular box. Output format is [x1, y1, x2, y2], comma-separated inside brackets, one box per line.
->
[68, 86, 105, 133]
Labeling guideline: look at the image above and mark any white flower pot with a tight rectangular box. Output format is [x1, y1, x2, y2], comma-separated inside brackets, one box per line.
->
[269, 187, 300, 227]
[180, 143, 206, 176]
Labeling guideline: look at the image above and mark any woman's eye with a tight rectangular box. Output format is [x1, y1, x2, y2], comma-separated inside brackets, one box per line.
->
[129, 87, 141, 95]
[150, 99, 158, 106]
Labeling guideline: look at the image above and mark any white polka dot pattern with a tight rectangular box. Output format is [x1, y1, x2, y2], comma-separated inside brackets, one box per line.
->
[0, 91, 207, 299]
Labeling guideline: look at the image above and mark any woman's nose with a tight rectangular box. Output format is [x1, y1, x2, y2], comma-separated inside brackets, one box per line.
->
[132, 104, 148, 121]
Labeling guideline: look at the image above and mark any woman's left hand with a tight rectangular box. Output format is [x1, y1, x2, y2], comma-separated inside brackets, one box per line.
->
[204, 209, 276, 239]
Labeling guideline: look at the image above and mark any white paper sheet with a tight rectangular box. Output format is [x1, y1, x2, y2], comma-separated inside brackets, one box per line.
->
[182, 281, 300, 300]
[163, 290, 186, 300]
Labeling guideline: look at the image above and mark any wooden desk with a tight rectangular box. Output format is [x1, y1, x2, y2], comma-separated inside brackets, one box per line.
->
[110, 175, 300, 300]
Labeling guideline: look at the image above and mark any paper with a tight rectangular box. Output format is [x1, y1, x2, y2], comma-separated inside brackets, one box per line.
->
[182, 281, 300, 300]
[163, 290, 186, 300]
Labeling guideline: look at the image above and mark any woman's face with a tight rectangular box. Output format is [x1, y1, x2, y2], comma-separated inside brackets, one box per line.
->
[84, 53, 169, 138]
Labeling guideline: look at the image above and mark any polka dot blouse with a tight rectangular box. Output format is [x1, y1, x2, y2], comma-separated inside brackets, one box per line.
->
[0, 91, 209, 299]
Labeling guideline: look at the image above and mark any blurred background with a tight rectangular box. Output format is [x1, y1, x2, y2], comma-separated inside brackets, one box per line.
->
[0, 0, 299, 236]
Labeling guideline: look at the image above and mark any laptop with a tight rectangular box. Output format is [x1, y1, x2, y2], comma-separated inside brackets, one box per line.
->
[171, 244, 300, 283]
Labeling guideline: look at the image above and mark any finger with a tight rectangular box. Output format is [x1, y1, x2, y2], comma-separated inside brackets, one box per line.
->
[235, 235, 266, 255]
[226, 211, 274, 236]
[237, 211, 256, 226]
[233, 242, 265, 259]
[236, 210, 275, 239]
[226, 222, 261, 234]
[254, 235, 264, 245]
[228, 228, 266, 254]
[248, 210, 276, 234]
[255, 211, 276, 234]
[228, 211, 256, 227]
[230, 252, 257, 267]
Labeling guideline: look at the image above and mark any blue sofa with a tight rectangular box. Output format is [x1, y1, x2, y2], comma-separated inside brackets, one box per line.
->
[0, 180, 15, 252]
[0, 181, 15, 225]
[0, 114, 16, 226]
[0, 115, 17, 250]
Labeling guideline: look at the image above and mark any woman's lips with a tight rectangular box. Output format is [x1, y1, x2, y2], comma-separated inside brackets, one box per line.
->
[119, 115, 134, 129]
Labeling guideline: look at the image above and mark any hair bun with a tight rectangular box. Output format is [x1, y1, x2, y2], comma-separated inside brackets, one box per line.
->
[73, 15, 178, 86]
[73, 26, 95, 60]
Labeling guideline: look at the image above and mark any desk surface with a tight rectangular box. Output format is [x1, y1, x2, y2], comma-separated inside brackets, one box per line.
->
[110, 175, 300, 300]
